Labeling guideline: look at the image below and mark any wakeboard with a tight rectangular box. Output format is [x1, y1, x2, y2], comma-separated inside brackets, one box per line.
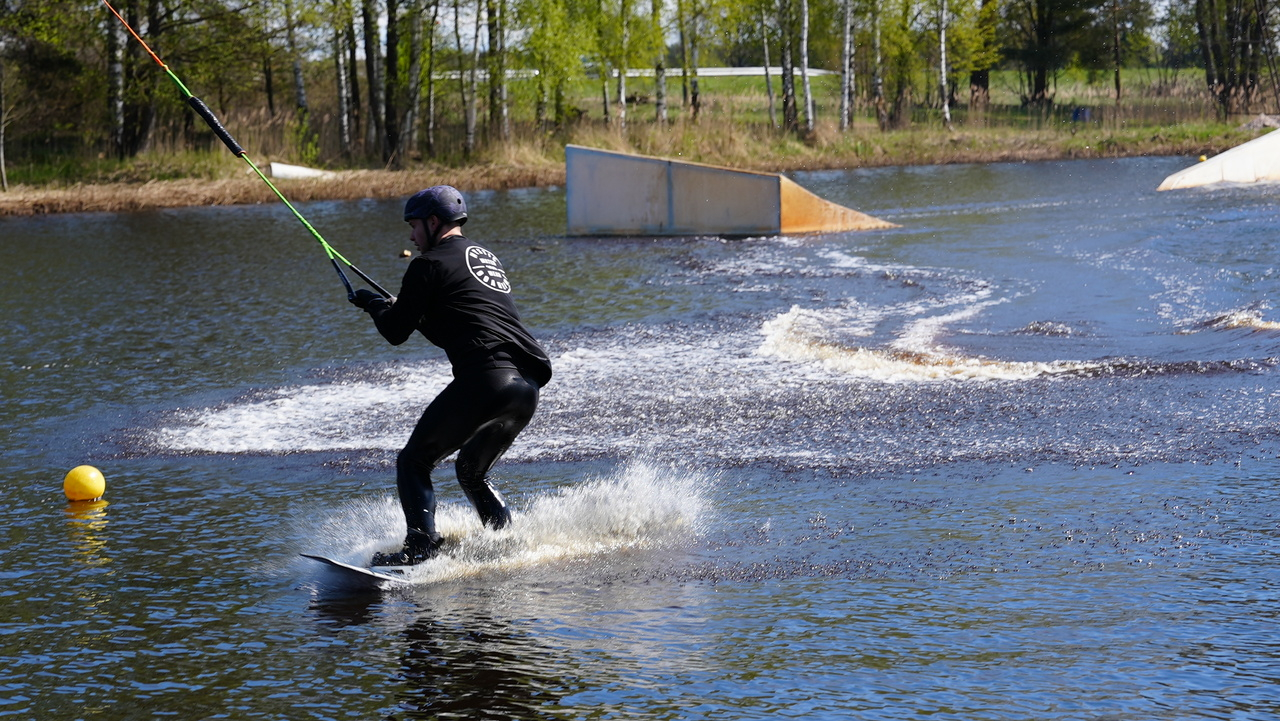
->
[301, 553, 412, 586]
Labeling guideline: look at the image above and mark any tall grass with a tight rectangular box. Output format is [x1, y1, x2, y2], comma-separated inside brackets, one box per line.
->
[0, 65, 1264, 214]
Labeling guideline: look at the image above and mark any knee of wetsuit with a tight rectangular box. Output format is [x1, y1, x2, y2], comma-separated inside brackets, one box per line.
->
[397, 446, 434, 478]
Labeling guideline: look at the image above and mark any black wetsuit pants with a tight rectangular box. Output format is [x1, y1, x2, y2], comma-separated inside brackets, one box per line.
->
[397, 367, 539, 540]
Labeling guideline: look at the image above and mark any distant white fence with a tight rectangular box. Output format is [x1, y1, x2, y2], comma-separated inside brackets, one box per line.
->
[433, 66, 837, 80]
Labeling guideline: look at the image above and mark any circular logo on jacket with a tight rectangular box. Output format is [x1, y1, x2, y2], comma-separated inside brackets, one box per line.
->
[465, 246, 511, 293]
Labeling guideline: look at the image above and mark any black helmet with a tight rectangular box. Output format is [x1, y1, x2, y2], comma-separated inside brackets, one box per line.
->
[404, 185, 468, 224]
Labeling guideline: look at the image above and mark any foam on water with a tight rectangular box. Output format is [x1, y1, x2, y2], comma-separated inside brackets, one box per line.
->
[301, 459, 711, 585]
[1204, 308, 1280, 332]
[757, 305, 1102, 382]
[144, 238, 1273, 469]
[154, 365, 452, 454]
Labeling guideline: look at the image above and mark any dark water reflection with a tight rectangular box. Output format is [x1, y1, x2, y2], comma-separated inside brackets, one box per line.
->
[310, 595, 569, 720]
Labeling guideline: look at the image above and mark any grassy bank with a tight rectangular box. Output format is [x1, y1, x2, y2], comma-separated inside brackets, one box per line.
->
[0, 117, 1256, 217]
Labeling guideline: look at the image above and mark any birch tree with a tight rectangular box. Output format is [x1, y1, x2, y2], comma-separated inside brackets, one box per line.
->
[106, 9, 125, 158]
[333, 17, 353, 157]
[938, 0, 952, 128]
[0, 50, 9, 191]
[798, 0, 812, 131]
[452, 0, 482, 155]
[839, 0, 854, 130]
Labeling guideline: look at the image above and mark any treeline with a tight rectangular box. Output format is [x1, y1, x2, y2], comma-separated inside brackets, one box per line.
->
[0, 0, 1276, 177]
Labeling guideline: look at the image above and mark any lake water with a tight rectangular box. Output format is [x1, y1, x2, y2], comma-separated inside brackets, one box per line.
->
[4, 155, 1280, 719]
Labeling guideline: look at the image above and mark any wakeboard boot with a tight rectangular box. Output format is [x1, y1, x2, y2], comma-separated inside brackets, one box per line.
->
[371, 529, 442, 567]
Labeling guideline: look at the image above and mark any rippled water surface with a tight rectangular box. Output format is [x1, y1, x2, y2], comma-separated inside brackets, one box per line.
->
[5, 156, 1280, 719]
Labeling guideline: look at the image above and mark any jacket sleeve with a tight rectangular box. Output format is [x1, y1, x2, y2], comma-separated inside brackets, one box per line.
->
[368, 258, 432, 346]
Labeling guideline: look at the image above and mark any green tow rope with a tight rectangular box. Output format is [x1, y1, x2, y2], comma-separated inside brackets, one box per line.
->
[103, 0, 391, 300]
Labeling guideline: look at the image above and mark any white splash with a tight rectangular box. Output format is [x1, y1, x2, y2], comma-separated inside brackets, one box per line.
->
[302, 459, 712, 585]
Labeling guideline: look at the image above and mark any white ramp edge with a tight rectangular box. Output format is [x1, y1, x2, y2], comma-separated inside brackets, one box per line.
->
[1157, 129, 1280, 190]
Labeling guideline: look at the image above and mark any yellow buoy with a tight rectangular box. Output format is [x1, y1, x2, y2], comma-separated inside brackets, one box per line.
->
[64, 465, 106, 501]
[1199, 155, 1208, 162]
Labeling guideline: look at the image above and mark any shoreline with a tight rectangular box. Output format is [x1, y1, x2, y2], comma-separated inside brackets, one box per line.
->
[0, 132, 1224, 217]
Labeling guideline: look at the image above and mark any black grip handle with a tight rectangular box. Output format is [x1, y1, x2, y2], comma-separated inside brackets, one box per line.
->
[188, 95, 245, 156]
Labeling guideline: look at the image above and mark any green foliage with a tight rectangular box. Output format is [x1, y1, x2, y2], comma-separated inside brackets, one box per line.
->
[517, 0, 596, 121]
[0, 0, 1248, 180]
[948, 0, 1001, 75]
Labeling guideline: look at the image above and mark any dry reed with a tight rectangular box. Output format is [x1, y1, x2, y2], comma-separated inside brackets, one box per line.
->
[0, 119, 1255, 217]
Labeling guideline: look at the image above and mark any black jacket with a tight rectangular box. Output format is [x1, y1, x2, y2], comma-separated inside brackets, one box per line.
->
[367, 235, 552, 386]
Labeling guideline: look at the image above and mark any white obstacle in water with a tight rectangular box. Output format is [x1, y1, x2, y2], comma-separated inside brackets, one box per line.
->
[565, 145, 896, 236]
[1157, 128, 1280, 190]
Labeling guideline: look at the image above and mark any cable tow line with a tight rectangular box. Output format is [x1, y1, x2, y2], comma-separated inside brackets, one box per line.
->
[102, 0, 391, 301]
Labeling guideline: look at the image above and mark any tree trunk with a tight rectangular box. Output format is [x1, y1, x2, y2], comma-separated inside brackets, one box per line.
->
[555, 79, 567, 126]
[334, 17, 353, 157]
[107, 14, 126, 158]
[497, 0, 509, 139]
[284, 0, 310, 121]
[938, 0, 952, 129]
[872, 0, 887, 130]
[689, 0, 701, 118]
[601, 67, 611, 124]
[617, 0, 630, 129]
[763, 7, 777, 128]
[0, 57, 8, 192]
[779, 0, 797, 131]
[466, 0, 482, 154]
[121, 0, 159, 156]
[263, 57, 276, 116]
[453, 0, 468, 152]
[1111, 0, 1121, 104]
[487, 0, 509, 139]
[654, 0, 667, 123]
[401, 0, 424, 155]
[536, 76, 549, 128]
[969, 69, 988, 109]
[384, 0, 401, 166]
[346, 20, 363, 145]
[425, 0, 439, 156]
[967, 0, 992, 113]
[799, 0, 812, 132]
[678, 0, 690, 105]
[839, 0, 853, 131]
[363, 0, 385, 155]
